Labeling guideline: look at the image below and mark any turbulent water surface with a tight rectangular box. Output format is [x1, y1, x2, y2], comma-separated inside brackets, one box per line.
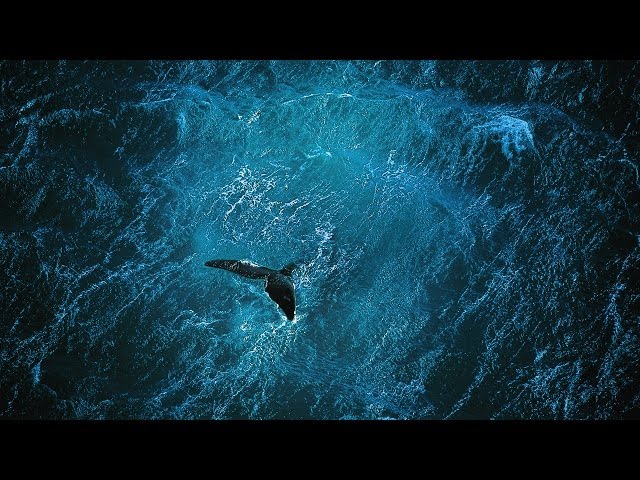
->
[1, 60, 639, 419]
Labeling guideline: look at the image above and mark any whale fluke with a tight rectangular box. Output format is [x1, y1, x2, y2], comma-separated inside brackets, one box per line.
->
[205, 259, 296, 320]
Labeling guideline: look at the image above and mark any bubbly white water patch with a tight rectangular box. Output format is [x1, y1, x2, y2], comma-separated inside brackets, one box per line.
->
[483, 115, 536, 160]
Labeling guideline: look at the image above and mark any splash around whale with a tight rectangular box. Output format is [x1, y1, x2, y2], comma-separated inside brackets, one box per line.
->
[205, 259, 297, 320]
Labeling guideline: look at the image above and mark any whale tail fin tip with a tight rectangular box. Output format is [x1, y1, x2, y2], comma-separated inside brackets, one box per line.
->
[280, 262, 296, 277]
[205, 259, 225, 268]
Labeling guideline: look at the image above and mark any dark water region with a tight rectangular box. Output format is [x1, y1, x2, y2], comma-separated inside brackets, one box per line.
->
[1, 60, 639, 419]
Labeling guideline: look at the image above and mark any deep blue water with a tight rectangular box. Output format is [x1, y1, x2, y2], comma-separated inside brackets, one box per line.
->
[1, 60, 639, 419]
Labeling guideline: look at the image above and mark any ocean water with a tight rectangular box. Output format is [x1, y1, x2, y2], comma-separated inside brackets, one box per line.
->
[1, 60, 638, 419]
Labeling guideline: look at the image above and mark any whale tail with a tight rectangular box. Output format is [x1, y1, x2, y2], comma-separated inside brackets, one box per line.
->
[204, 258, 297, 320]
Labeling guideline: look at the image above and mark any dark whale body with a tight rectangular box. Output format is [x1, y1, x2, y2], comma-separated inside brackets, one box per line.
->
[204, 259, 296, 320]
